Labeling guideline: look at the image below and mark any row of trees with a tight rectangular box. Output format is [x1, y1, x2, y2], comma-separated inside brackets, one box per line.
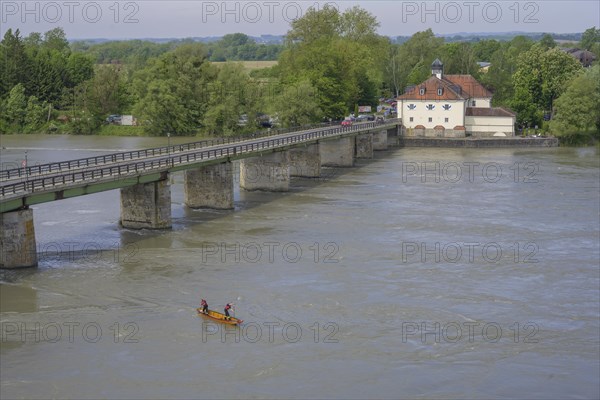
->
[1, 11, 599, 141]
[70, 33, 283, 65]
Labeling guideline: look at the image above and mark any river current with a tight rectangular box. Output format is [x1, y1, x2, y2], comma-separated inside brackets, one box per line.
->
[1, 135, 599, 399]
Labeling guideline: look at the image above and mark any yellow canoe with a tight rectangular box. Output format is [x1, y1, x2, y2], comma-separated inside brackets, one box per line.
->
[197, 308, 243, 325]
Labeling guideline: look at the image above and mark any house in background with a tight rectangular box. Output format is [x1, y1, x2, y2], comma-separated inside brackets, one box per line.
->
[477, 61, 491, 73]
[560, 48, 597, 67]
[397, 59, 516, 138]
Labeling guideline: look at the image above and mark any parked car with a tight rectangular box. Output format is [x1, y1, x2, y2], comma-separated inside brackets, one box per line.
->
[106, 114, 121, 124]
[341, 120, 353, 126]
[356, 114, 376, 122]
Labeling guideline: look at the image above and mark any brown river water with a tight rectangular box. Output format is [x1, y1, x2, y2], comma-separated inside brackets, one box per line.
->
[1, 134, 599, 399]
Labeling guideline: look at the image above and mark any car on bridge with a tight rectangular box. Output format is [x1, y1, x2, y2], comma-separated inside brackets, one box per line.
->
[341, 120, 353, 126]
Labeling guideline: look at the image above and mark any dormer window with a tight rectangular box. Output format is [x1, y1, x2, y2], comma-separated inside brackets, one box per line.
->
[419, 88, 425, 95]
[437, 88, 443, 96]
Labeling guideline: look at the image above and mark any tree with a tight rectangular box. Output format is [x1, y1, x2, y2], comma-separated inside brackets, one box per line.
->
[580, 27, 600, 54]
[269, 80, 322, 127]
[393, 29, 444, 95]
[442, 42, 480, 76]
[3, 84, 27, 129]
[480, 36, 533, 107]
[66, 52, 95, 88]
[406, 60, 429, 85]
[24, 95, 48, 132]
[472, 39, 501, 62]
[43, 27, 70, 54]
[133, 43, 214, 135]
[203, 63, 262, 135]
[511, 44, 582, 126]
[0, 29, 29, 98]
[384, 43, 402, 97]
[278, 5, 384, 118]
[285, 5, 340, 45]
[551, 65, 600, 138]
[85, 66, 129, 117]
[539, 33, 556, 50]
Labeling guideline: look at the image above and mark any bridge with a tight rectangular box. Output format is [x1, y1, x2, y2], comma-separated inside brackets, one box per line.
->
[0, 119, 401, 268]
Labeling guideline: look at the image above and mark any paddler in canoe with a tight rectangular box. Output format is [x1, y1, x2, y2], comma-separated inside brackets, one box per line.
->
[200, 298, 208, 314]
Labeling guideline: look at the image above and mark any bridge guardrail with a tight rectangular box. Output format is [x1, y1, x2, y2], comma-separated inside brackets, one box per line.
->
[0, 120, 370, 181]
[0, 120, 400, 198]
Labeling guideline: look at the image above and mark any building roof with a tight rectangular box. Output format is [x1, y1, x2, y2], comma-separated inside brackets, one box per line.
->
[397, 74, 492, 101]
[397, 76, 465, 101]
[465, 107, 516, 117]
[444, 75, 493, 98]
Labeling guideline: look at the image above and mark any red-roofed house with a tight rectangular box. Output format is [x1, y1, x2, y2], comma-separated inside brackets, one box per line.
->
[397, 59, 516, 137]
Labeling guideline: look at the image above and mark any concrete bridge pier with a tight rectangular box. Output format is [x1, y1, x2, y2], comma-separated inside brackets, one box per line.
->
[240, 151, 290, 191]
[373, 130, 389, 151]
[387, 127, 399, 146]
[355, 133, 373, 159]
[184, 162, 234, 209]
[120, 176, 172, 229]
[320, 137, 355, 167]
[289, 144, 321, 177]
[0, 208, 37, 269]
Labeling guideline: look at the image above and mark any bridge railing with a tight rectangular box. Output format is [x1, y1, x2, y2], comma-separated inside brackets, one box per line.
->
[1, 120, 392, 181]
[0, 119, 400, 197]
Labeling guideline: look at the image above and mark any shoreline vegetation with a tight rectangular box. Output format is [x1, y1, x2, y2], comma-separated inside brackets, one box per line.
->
[1, 8, 598, 145]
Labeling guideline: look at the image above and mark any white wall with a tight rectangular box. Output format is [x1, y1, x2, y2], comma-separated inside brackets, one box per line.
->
[469, 98, 492, 108]
[465, 116, 515, 135]
[400, 99, 465, 129]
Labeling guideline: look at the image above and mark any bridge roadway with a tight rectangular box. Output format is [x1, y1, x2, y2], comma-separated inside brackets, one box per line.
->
[0, 119, 400, 214]
[0, 122, 366, 182]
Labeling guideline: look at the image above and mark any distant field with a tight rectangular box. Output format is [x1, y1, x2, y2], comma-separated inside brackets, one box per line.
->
[211, 60, 278, 71]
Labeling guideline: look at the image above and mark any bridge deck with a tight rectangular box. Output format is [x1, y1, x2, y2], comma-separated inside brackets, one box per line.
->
[0, 120, 399, 212]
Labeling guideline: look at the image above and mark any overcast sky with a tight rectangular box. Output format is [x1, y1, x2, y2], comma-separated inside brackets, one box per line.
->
[1, 1, 599, 39]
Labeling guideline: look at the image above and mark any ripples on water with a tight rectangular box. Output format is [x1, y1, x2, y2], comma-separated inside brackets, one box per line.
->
[1, 136, 599, 399]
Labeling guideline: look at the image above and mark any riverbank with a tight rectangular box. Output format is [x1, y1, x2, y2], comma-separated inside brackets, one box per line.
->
[397, 136, 560, 148]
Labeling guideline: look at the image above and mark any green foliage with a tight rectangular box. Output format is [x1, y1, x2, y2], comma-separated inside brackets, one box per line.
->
[539, 33, 557, 50]
[511, 44, 582, 126]
[43, 28, 70, 54]
[386, 29, 444, 96]
[202, 63, 262, 135]
[278, 5, 384, 119]
[0, 29, 29, 98]
[441, 42, 480, 76]
[132, 43, 215, 135]
[551, 65, 600, 140]
[77, 39, 176, 65]
[24, 96, 48, 132]
[479, 36, 534, 107]
[66, 53, 95, 87]
[580, 27, 600, 55]
[207, 34, 282, 61]
[268, 80, 322, 127]
[472, 39, 501, 61]
[98, 125, 146, 136]
[84, 66, 130, 117]
[4, 84, 27, 129]
[406, 61, 429, 85]
[69, 112, 102, 134]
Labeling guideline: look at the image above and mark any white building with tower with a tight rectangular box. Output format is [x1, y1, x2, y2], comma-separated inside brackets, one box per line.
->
[397, 59, 516, 138]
